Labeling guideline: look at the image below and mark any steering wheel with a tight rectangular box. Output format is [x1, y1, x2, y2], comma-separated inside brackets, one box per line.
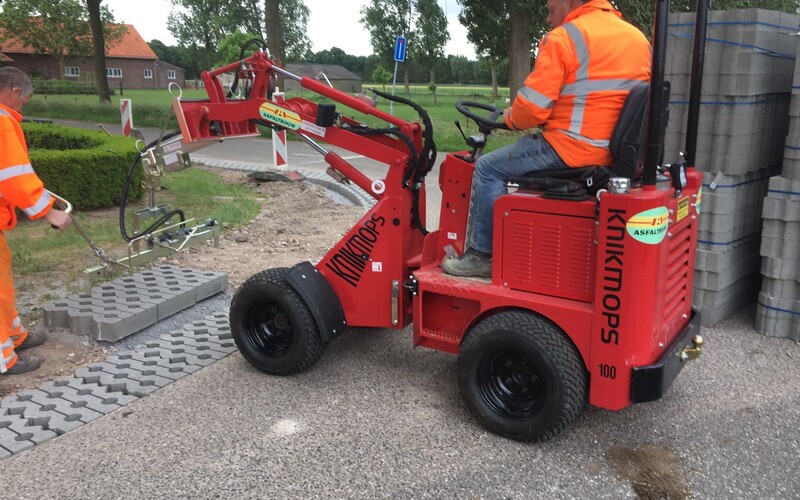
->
[455, 100, 509, 131]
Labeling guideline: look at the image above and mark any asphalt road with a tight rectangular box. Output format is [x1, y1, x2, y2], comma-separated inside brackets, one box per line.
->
[3, 117, 798, 499]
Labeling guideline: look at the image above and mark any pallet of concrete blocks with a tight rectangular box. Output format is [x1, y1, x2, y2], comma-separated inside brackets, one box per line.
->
[698, 167, 780, 243]
[664, 93, 790, 175]
[667, 9, 799, 97]
[756, 176, 800, 340]
[694, 234, 763, 326]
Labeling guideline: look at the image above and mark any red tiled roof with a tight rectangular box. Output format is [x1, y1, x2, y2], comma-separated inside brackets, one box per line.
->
[0, 24, 156, 60]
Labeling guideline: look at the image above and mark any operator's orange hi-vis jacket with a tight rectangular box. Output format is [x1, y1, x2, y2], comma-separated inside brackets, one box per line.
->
[504, 0, 651, 167]
[0, 102, 54, 231]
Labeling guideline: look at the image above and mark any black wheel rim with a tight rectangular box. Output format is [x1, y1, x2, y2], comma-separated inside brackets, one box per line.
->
[476, 347, 546, 420]
[241, 299, 295, 357]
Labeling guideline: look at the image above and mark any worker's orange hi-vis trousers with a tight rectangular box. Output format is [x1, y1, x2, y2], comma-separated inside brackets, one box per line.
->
[0, 232, 26, 373]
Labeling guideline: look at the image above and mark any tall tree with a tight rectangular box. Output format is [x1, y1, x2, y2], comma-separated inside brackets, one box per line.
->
[414, 0, 449, 93]
[360, 0, 414, 92]
[168, 0, 310, 69]
[86, 0, 110, 102]
[457, 0, 547, 100]
[265, 0, 284, 89]
[458, 0, 508, 98]
[0, 0, 121, 80]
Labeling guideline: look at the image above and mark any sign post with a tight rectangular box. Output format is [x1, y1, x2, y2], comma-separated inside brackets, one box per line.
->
[390, 35, 406, 116]
[272, 90, 288, 171]
[120, 99, 133, 137]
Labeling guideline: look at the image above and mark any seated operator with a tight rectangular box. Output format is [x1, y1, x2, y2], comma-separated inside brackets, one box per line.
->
[442, 0, 651, 278]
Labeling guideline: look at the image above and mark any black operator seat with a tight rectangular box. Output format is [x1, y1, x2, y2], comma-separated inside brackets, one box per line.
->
[511, 81, 650, 200]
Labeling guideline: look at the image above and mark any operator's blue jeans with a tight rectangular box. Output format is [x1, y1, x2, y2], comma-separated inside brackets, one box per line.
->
[468, 134, 568, 254]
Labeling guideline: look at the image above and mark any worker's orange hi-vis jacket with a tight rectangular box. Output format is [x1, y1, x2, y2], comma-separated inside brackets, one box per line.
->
[0, 102, 54, 231]
[504, 0, 651, 167]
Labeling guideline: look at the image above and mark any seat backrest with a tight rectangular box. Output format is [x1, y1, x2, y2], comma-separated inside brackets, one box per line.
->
[609, 81, 650, 180]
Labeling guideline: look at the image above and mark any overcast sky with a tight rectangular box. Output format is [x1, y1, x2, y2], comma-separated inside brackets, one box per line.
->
[103, 0, 476, 59]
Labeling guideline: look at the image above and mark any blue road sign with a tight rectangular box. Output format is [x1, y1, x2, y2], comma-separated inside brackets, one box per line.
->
[394, 36, 407, 62]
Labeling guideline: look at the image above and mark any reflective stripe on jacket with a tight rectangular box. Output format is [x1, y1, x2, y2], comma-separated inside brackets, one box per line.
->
[0, 103, 53, 231]
[504, 0, 651, 167]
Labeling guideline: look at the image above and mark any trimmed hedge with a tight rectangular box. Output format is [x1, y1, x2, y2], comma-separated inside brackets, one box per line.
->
[30, 79, 116, 96]
[22, 123, 143, 210]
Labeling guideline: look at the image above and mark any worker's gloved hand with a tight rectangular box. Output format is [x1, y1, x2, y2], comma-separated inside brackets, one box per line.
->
[44, 208, 72, 230]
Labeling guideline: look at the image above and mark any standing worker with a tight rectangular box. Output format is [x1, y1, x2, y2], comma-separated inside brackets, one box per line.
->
[443, 0, 651, 278]
[0, 67, 72, 375]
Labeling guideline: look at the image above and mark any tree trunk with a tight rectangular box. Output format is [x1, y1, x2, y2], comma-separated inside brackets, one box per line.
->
[265, 0, 284, 91]
[87, 0, 111, 102]
[508, 0, 532, 101]
[429, 66, 436, 105]
[491, 63, 498, 100]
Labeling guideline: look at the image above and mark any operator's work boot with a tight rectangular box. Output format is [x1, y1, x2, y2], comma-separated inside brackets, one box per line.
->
[4, 354, 42, 375]
[442, 248, 492, 278]
[17, 330, 47, 351]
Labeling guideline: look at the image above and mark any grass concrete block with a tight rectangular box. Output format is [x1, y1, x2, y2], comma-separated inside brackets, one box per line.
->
[104, 355, 190, 382]
[696, 235, 761, 273]
[0, 413, 57, 446]
[762, 219, 800, 241]
[693, 270, 761, 310]
[11, 389, 104, 424]
[695, 253, 762, 291]
[760, 276, 800, 299]
[761, 197, 800, 221]
[0, 427, 35, 454]
[697, 283, 760, 327]
[755, 298, 800, 340]
[37, 379, 124, 415]
[761, 234, 800, 261]
[761, 255, 800, 281]
[0, 396, 86, 435]
[73, 365, 163, 398]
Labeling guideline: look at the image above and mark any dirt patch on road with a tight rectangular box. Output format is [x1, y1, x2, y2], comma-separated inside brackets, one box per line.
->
[1, 167, 364, 398]
[605, 444, 691, 499]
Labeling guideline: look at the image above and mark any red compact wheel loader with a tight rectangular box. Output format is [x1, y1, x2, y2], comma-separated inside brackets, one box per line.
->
[163, 0, 707, 441]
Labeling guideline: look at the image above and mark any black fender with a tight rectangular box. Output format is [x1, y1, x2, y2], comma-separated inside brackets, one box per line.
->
[286, 261, 346, 342]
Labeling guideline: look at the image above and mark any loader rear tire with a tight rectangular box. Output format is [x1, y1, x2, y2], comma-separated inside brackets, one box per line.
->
[458, 310, 588, 442]
[230, 267, 327, 375]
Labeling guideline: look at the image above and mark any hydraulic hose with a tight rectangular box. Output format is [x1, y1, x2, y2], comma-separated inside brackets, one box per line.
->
[119, 132, 186, 243]
[368, 88, 438, 235]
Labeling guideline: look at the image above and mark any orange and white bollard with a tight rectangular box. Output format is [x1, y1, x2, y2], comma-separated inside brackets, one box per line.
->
[272, 91, 288, 170]
[120, 99, 133, 137]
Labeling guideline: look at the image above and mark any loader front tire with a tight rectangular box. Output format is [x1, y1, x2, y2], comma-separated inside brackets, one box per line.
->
[230, 267, 327, 375]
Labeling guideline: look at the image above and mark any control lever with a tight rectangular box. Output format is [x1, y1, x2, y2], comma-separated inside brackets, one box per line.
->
[454, 120, 469, 142]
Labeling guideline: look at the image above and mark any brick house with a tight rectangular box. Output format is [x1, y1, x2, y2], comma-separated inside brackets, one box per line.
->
[0, 24, 185, 90]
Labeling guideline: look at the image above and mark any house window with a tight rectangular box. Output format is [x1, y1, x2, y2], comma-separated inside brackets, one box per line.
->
[167, 69, 176, 80]
[106, 68, 122, 78]
[64, 67, 80, 78]
[144, 68, 153, 79]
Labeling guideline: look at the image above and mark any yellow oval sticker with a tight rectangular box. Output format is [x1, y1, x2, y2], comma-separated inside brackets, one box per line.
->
[626, 206, 669, 245]
[259, 102, 302, 130]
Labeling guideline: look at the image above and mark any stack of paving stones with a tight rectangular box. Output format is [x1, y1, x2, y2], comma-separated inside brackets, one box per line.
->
[664, 9, 800, 326]
[0, 311, 236, 459]
[42, 265, 228, 342]
[755, 38, 800, 340]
